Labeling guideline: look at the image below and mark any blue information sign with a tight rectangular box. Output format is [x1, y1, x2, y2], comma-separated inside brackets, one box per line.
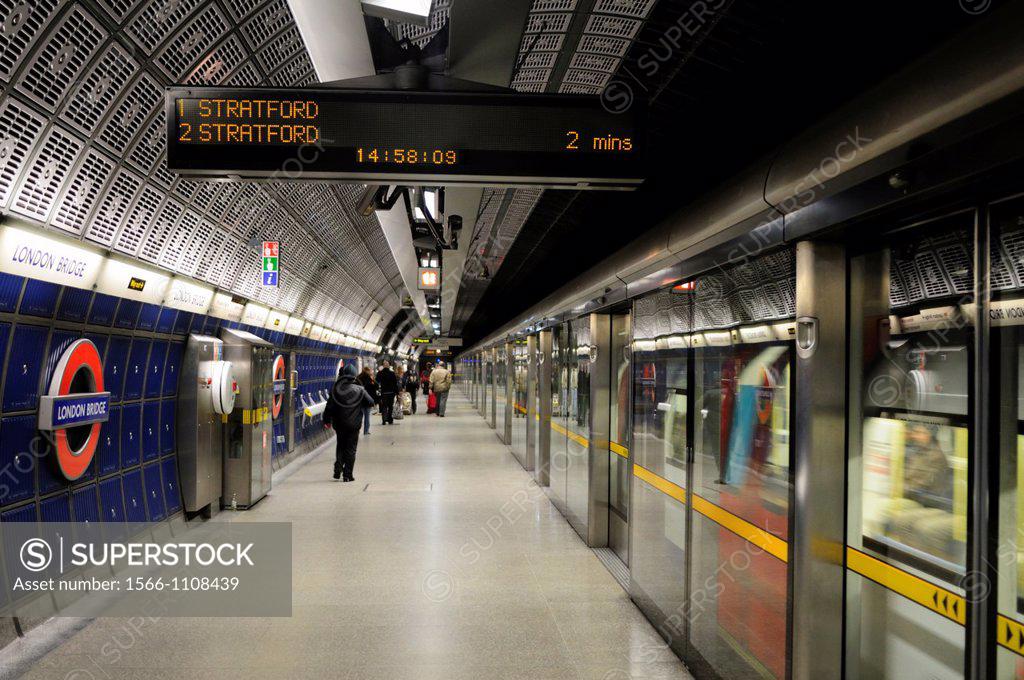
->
[262, 271, 278, 286]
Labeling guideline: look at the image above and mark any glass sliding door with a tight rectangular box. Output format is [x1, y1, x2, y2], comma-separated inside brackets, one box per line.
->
[565, 316, 590, 534]
[549, 324, 568, 514]
[609, 312, 632, 563]
[629, 287, 691, 657]
[688, 252, 794, 680]
[991, 195, 1024, 678]
[845, 212, 973, 679]
[511, 341, 528, 466]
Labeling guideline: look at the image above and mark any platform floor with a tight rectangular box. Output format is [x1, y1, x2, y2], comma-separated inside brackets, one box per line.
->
[18, 390, 692, 680]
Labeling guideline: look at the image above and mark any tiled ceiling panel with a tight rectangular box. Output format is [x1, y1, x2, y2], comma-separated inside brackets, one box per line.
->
[0, 0, 406, 336]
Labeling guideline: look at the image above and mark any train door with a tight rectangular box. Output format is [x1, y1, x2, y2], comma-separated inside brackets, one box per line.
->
[565, 316, 590, 536]
[629, 249, 796, 678]
[536, 329, 553, 488]
[845, 210, 974, 679]
[689, 253, 794, 680]
[549, 324, 569, 515]
[609, 311, 632, 563]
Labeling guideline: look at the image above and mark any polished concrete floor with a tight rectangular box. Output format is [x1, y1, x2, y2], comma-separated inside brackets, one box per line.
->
[17, 389, 693, 680]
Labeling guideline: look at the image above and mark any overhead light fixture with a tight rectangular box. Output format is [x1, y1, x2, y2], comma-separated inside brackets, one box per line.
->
[361, 0, 434, 26]
[413, 187, 440, 223]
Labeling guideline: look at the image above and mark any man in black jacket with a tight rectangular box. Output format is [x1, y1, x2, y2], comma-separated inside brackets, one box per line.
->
[323, 364, 375, 481]
[375, 360, 399, 425]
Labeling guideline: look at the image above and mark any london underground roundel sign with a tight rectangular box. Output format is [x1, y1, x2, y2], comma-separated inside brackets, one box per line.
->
[38, 339, 110, 481]
[272, 354, 287, 419]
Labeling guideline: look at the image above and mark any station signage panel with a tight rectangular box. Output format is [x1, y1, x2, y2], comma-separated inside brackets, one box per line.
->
[0, 226, 105, 289]
[272, 354, 287, 419]
[209, 292, 245, 321]
[38, 340, 110, 481]
[417, 267, 440, 291]
[262, 241, 279, 287]
[164, 277, 215, 313]
[166, 87, 645, 189]
[96, 256, 169, 304]
[241, 301, 270, 326]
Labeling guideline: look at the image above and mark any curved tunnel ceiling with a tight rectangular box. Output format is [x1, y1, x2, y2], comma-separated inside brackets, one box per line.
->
[0, 0, 410, 345]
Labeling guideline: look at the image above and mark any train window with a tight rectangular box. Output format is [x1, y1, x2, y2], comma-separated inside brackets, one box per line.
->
[631, 286, 690, 483]
[846, 211, 973, 679]
[992, 195, 1024, 675]
[852, 215, 972, 573]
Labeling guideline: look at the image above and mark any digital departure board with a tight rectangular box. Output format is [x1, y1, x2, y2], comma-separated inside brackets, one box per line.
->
[165, 87, 645, 189]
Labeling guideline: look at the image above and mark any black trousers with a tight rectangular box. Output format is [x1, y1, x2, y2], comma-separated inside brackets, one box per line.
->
[380, 393, 396, 424]
[334, 427, 359, 480]
[407, 389, 417, 414]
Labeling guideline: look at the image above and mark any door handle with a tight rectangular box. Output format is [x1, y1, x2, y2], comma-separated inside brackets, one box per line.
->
[796, 316, 818, 359]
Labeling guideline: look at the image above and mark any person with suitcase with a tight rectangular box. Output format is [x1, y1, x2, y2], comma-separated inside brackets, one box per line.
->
[397, 365, 417, 415]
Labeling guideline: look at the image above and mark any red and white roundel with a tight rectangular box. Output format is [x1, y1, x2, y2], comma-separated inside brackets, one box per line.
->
[272, 354, 287, 419]
[42, 339, 107, 481]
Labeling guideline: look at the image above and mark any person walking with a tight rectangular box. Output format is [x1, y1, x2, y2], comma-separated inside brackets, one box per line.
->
[420, 363, 433, 397]
[323, 364, 375, 481]
[376, 360, 399, 425]
[356, 366, 378, 435]
[429, 360, 453, 417]
[397, 364, 417, 415]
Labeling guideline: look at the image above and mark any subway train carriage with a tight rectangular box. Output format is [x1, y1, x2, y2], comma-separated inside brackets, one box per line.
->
[0, 0, 1022, 679]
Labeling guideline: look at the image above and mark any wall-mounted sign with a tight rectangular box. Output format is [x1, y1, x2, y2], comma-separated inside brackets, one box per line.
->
[284, 316, 305, 336]
[265, 309, 289, 330]
[164, 277, 215, 313]
[38, 340, 110, 481]
[96, 256, 169, 305]
[272, 354, 287, 419]
[262, 241, 279, 287]
[309, 325, 325, 341]
[208, 292, 245, 321]
[241, 301, 270, 326]
[417, 267, 440, 291]
[0, 225, 105, 289]
[429, 336, 463, 348]
[301, 321, 313, 337]
[412, 338, 430, 344]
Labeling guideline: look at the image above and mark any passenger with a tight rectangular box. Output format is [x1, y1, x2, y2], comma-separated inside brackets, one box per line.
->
[420, 363, 433, 397]
[323, 364, 375, 482]
[397, 364, 417, 415]
[376, 360, 399, 425]
[356, 366, 378, 435]
[429, 360, 453, 417]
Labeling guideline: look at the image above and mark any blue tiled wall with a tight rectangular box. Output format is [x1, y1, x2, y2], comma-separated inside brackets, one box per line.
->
[0, 274, 366, 529]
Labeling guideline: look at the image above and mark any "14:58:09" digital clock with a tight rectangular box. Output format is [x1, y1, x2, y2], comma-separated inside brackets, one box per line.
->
[356, 148, 458, 165]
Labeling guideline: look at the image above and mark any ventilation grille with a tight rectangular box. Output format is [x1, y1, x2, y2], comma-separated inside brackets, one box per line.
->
[155, 3, 230, 79]
[97, 73, 163, 155]
[184, 35, 247, 85]
[0, 98, 45, 206]
[60, 43, 138, 134]
[0, 0, 61, 81]
[85, 168, 143, 246]
[126, 0, 204, 54]
[15, 6, 107, 112]
[51, 149, 115, 235]
[12, 125, 83, 221]
[593, 0, 656, 19]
